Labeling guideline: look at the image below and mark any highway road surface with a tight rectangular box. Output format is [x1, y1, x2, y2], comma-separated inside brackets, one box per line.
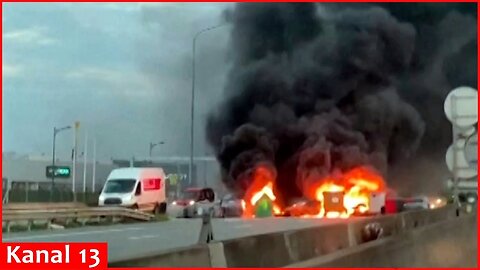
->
[2, 217, 356, 262]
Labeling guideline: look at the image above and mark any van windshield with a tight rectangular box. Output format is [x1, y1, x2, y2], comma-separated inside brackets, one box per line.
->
[103, 179, 137, 194]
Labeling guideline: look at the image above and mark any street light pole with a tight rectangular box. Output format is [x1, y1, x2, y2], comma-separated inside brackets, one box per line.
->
[51, 128, 56, 202]
[189, 23, 226, 187]
[149, 141, 165, 158]
[50, 125, 71, 202]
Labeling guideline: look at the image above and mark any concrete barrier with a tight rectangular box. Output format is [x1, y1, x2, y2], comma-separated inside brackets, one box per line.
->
[348, 214, 403, 246]
[283, 223, 350, 263]
[222, 229, 293, 267]
[400, 205, 457, 230]
[109, 245, 211, 267]
[109, 206, 471, 268]
[285, 214, 477, 268]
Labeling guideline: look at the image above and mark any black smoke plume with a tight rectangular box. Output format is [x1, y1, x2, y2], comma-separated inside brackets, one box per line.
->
[206, 3, 477, 200]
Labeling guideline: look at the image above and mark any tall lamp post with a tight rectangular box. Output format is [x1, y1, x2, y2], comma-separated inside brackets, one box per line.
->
[50, 125, 72, 201]
[189, 23, 226, 186]
[149, 141, 165, 158]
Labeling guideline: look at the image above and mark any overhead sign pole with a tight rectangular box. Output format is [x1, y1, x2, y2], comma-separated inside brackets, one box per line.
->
[50, 125, 72, 202]
[451, 95, 459, 207]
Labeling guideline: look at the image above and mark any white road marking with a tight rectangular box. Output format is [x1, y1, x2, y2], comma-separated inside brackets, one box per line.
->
[3, 227, 143, 241]
[222, 218, 242, 222]
[234, 224, 253, 229]
[128, 234, 161, 240]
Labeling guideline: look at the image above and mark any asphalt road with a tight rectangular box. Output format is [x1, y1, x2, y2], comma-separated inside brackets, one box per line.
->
[2, 217, 354, 262]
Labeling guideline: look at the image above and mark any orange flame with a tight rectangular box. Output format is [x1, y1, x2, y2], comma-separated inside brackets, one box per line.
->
[309, 166, 385, 218]
[242, 165, 385, 219]
[250, 182, 276, 205]
[242, 166, 281, 218]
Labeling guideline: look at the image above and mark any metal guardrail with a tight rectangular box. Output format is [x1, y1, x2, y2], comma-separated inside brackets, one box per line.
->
[3, 202, 87, 210]
[2, 206, 154, 232]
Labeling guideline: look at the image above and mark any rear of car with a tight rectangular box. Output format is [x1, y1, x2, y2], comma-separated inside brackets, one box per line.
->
[403, 196, 429, 211]
[219, 194, 244, 217]
[169, 187, 218, 218]
[385, 197, 406, 214]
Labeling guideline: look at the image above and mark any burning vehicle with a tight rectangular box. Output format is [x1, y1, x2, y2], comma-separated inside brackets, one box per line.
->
[205, 3, 474, 220]
[283, 199, 322, 217]
[241, 165, 387, 219]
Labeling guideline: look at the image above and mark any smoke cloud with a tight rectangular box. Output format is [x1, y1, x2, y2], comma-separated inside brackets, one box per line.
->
[206, 3, 477, 199]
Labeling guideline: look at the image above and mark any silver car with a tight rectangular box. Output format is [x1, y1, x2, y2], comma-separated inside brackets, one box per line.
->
[219, 194, 244, 217]
[403, 196, 429, 211]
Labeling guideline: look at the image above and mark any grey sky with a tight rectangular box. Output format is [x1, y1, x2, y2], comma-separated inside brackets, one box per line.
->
[3, 3, 233, 160]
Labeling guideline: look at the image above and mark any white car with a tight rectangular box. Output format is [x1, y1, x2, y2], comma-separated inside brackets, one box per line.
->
[169, 188, 221, 218]
[403, 196, 429, 211]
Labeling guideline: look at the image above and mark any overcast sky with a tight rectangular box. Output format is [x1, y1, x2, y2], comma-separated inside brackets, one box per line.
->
[3, 3, 234, 160]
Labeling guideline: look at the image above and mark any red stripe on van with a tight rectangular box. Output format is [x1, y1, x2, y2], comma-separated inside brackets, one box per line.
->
[143, 178, 162, 191]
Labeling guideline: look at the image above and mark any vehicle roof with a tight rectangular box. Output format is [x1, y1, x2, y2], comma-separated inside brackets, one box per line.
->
[185, 187, 213, 192]
[108, 167, 165, 180]
[185, 187, 202, 192]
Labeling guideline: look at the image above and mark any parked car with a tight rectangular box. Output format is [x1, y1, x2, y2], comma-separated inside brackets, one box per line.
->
[219, 194, 244, 217]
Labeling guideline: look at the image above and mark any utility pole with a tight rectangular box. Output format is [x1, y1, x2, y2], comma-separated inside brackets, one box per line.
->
[82, 132, 88, 193]
[72, 121, 80, 201]
[92, 137, 96, 192]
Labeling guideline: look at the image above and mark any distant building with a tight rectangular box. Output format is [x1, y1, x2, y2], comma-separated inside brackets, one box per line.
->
[2, 153, 224, 195]
[2, 152, 117, 192]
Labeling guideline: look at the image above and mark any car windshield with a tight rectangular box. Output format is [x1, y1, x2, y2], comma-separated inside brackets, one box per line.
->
[223, 194, 234, 201]
[103, 179, 137, 194]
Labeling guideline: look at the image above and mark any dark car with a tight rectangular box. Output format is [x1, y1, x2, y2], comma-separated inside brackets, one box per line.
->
[283, 199, 322, 217]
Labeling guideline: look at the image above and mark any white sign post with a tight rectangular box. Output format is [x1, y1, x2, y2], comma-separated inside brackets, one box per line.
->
[444, 86, 478, 206]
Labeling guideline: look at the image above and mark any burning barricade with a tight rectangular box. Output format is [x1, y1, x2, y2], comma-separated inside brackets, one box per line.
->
[242, 165, 387, 219]
[242, 165, 282, 218]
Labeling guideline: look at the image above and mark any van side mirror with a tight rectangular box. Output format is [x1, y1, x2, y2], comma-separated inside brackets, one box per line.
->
[135, 183, 142, 196]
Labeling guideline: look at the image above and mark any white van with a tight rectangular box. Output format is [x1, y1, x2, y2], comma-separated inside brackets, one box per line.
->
[98, 167, 167, 214]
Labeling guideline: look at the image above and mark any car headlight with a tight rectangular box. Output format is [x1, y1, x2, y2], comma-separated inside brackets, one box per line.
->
[172, 201, 177, 205]
[189, 200, 195, 206]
